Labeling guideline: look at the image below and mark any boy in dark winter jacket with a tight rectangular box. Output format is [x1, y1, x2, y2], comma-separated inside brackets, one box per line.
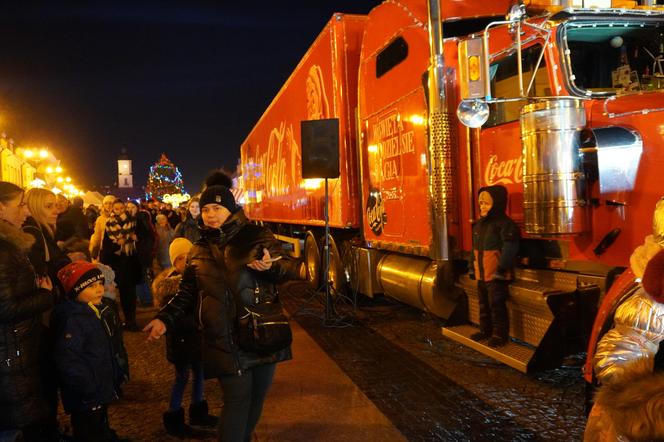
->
[52, 261, 130, 442]
[470, 185, 520, 348]
[153, 237, 217, 438]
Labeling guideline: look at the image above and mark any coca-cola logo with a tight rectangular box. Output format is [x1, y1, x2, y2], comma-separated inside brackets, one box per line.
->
[366, 190, 384, 235]
[484, 154, 523, 186]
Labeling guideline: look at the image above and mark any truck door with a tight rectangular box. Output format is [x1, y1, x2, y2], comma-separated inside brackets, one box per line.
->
[478, 44, 551, 223]
[360, 32, 430, 246]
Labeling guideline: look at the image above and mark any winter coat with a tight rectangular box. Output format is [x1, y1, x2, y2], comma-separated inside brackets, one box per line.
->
[152, 268, 202, 365]
[135, 210, 156, 270]
[155, 225, 175, 269]
[100, 217, 141, 287]
[56, 205, 90, 242]
[105, 212, 137, 256]
[471, 185, 520, 281]
[157, 210, 300, 378]
[22, 217, 71, 280]
[89, 211, 109, 261]
[174, 216, 201, 244]
[0, 220, 54, 430]
[22, 217, 71, 304]
[50, 298, 129, 413]
[584, 241, 664, 441]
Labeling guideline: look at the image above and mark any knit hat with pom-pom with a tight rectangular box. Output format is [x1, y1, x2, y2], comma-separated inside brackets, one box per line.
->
[642, 249, 664, 303]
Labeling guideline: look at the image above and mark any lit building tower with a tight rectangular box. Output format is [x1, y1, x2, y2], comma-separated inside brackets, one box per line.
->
[118, 148, 133, 188]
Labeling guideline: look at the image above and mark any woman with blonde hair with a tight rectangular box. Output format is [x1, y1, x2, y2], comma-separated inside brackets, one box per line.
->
[23, 188, 71, 299]
[89, 194, 116, 260]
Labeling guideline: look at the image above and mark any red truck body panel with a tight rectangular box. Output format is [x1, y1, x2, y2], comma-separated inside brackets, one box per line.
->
[240, 14, 367, 229]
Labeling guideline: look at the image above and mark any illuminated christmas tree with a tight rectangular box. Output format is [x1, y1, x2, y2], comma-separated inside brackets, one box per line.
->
[145, 153, 185, 200]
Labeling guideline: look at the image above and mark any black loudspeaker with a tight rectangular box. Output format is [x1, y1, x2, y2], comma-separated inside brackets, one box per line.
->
[301, 118, 340, 179]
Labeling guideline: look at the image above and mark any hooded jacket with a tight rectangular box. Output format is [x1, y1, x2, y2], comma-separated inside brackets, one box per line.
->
[0, 220, 54, 430]
[50, 297, 129, 413]
[471, 185, 520, 281]
[157, 209, 300, 378]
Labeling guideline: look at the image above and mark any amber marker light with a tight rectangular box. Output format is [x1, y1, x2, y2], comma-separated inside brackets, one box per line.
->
[469, 55, 480, 82]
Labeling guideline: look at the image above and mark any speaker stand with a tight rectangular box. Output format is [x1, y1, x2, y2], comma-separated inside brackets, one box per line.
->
[294, 178, 355, 327]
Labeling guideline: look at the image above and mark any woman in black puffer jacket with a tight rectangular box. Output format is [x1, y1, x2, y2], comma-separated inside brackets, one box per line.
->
[0, 182, 55, 441]
[145, 175, 301, 442]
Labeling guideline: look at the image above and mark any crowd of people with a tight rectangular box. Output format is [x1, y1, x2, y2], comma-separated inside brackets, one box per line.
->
[4, 166, 663, 442]
[0, 170, 300, 442]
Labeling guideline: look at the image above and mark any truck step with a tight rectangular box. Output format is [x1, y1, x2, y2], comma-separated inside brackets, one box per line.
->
[442, 324, 535, 373]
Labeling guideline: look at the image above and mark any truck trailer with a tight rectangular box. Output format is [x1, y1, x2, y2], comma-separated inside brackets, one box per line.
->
[239, 0, 664, 372]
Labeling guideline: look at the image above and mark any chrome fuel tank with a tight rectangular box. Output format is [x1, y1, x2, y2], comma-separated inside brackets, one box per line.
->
[520, 98, 588, 235]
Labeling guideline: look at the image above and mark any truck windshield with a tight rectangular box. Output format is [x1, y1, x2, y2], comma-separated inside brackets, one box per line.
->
[563, 22, 664, 95]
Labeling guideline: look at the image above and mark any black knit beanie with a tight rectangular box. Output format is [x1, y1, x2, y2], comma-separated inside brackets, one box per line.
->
[199, 185, 239, 213]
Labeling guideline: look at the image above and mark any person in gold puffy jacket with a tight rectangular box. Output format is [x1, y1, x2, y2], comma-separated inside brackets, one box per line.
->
[584, 198, 664, 442]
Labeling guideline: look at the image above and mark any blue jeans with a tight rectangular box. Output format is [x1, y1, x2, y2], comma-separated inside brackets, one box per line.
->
[218, 363, 276, 442]
[136, 268, 153, 306]
[168, 362, 205, 412]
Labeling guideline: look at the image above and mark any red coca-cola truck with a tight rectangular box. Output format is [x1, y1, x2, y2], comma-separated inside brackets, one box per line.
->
[240, 0, 664, 372]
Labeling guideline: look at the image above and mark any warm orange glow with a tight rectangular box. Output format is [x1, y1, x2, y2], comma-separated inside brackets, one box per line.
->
[56, 176, 64, 183]
[23, 150, 34, 158]
[469, 56, 480, 82]
[55, 166, 63, 173]
[39, 149, 48, 159]
[46, 166, 54, 174]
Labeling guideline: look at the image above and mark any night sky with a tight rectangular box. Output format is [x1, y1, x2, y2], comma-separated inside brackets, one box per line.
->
[0, 1, 380, 192]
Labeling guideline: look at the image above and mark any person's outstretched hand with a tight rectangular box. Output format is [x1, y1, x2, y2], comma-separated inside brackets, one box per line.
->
[143, 319, 167, 341]
[247, 248, 279, 272]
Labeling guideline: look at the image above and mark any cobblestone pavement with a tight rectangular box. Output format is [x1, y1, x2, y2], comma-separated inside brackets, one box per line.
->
[58, 281, 586, 441]
[282, 281, 586, 442]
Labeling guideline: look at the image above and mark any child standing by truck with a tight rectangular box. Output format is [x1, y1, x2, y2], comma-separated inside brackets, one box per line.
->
[470, 185, 520, 348]
[52, 261, 129, 441]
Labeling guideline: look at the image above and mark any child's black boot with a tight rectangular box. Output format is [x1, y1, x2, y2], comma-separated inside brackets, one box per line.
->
[163, 408, 197, 438]
[189, 400, 219, 427]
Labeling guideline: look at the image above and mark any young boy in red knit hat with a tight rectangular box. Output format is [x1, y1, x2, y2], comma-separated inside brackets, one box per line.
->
[52, 261, 129, 442]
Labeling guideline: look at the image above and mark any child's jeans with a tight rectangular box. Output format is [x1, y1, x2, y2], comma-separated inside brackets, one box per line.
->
[169, 361, 205, 411]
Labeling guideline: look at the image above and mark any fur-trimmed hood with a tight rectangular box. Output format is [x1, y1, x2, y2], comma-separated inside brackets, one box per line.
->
[0, 219, 35, 251]
[595, 356, 664, 441]
[152, 268, 182, 308]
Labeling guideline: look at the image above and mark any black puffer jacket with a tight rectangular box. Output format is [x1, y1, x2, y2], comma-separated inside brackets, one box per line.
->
[157, 210, 300, 378]
[0, 220, 54, 430]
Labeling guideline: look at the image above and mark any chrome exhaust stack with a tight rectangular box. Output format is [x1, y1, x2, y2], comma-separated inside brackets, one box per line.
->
[427, 0, 456, 261]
